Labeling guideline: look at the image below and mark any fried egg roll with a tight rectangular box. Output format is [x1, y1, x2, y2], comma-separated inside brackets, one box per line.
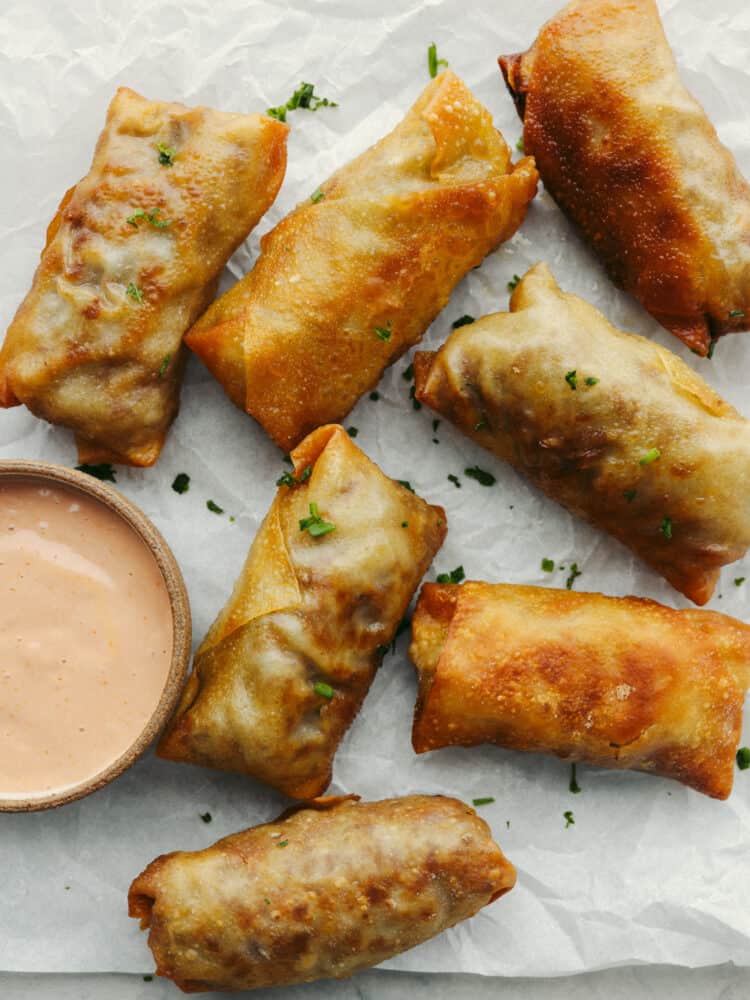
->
[499, 0, 750, 356]
[158, 424, 446, 798]
[185, 70, 539, 451]
[411, 582, 750, 799]
[0, 87, 288, 465]
[129, 794, 515, 992]
[414, 264, 750, 605]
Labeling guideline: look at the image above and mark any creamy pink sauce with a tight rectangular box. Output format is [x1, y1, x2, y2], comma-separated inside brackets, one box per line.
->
[0, 478, 173, 799]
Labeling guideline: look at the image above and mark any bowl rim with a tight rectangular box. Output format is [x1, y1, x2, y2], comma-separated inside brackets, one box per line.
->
[0, 458, 192, 812]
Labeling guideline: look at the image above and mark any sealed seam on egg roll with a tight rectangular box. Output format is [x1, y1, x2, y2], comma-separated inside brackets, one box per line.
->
[0, 87, 288, 465]
[185, 69, 539, 451]
[414, 264, 750, 605]
[129, 794, 515, 993]
[410, 582, 750, 799]
[499, 0, 750, 356]
[158, 425, 446, 798]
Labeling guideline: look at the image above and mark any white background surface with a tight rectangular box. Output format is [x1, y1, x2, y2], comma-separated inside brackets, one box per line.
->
[2, 0, 750, 995]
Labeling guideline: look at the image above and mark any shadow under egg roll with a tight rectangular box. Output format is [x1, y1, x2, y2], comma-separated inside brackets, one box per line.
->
[158, 424, 446, 798]
[185, 69, 539, 451]
[499, 0, 750, 356]
[410, 582, 750, 799]
[129, 794, 515, 993]
[414, 263, 750, 605]
[0, 87, 288, 465]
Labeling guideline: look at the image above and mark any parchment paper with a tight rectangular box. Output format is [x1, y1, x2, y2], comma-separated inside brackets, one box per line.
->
[2, 0, 750, 977]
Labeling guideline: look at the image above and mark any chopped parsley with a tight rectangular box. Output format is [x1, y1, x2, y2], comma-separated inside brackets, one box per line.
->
[76, 463, 116, 482]
[409, 384, 422, 410]
[347, 426, 358, 438]
[206, 499, 224, 514]
[447, 474, 461, 488]
[585, 376, 599, 386]
[737, 747, 750, 770]
[565, 370, 578, 390]
[565, 563, 582, 590]
[639, 448, 661, 466]
[464, 465, 496, 486]
[369, 391, 380, 401]
[310, 189, 325, 204]
[157, 142, 175, 166]
[516, 136, 525, 154]
[432, 419, 441, 433]
[563, 810, 575, 828]
[707, 339, 717, 359]
[277, 839, 289, 848]
[127, 207, 171, 228]
[452, 314, 475, 329]
[660, 516, 673, 539]
[299, 502, 335, 537]
[472, 797, 495, 807]
[402, 362, 415, 381]
[474, 419, 488, 431]
[397, 479, 415, 492]
[541, 558, 554, 573]
[507, 274, 521, 292]
[569, 763, 581, 794]
[437, 565, 465, 585]
[735, 577, 746, 587]
[427, 42, 448, 78]
[200, 812, 212, 823]
[172, 473, 190, 494]
[375, 322, 392, 342]
[401, 521, 408, 528]
[143, 975, 153, 982]
[313, 681, 334, 700]
[126, 282, 143, 303]
[157, 354, 171, 378]
[267, 82, 338, 122]
[729, 309, 746, 319]
[276, 466, 311, 488]
[623, 489, 637, 503]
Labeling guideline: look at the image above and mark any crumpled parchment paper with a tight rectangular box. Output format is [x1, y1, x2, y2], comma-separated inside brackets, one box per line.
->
[2, 0, 750, 977]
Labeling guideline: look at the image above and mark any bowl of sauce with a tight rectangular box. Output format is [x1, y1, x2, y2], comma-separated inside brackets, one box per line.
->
[0, 460, 191, 811]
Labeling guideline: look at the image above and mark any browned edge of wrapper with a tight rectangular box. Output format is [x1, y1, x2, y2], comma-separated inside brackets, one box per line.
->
[409, 583, 460, 754]
[498, 53, 527, 120]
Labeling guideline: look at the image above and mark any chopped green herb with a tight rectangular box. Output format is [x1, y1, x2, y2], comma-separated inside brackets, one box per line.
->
[375, 322, 392, 342]
[76, 463, 116, 483]
[452, 314, 475, 329]
[313, 681, 334, 700]
[436, 565, 465, 585]
[369, 391, 380, 401]
[507, 274, 521, 293]
[200, 812, 212, 823]
[565, 563, 582, 590]
[267, 82, 338, 122]
[401, 521, 408, 528]
[402, 362, 415, 381]
[397, 480, 415, 493]
[299, 502, 335, 537]
[565, 370, 578, 390]
[541, 558, 555, 573]
[157, 142, 175, 166]
[447, 473, 461, 489]
[64, 886, 71, 890]
[564, 810, 575, 828]
[585, 376, 599, 386]
[639, 447, 661, 466]
[660, 516, 673, 539]
[310, 189, 325, 204]
[432, 419, 441, 433]
[143, 975, 153, 982]
[127, 207, 171, 228]
[707, 339, 717, 359]
[346, 426, 358, 438]
[623, 489, 637, 503]
[737, 747, 750, 770]
[277, 839, 289, 848]
[172, 473, 190, 495]
[264, 897, 271, 905]
[569, 763, 581, 794]
[474, 419, 488, 431]
[282, 454, 293, 465]
[206, 500, 224, 514]
[465, 465, 496, 487]
[409, 384, 422, 410]
[729, 309, 746, 319]
[735, 577, 746, 587]
[126, 282, 143, 303]
[472, 797, 495, 807]
[427, 42, 448, 78]
[516, 136, 525, 154]
[157, 354, 171, 378]
[276, 466, 312, 488]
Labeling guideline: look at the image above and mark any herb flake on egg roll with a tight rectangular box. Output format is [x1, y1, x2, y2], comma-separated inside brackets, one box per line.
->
[410, 582, 750, 799]
[499, 0, 750, 356]
[0, 88, 288, 466]
[185, 69, 539, 451]
[129, 794, 515, 993]
[158, 425, 446, 798]
[414, 263, 750, 605]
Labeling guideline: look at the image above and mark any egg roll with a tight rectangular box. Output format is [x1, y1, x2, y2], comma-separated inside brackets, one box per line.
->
[0, 87, 288, 465]
[411, 582, 750, 799]
[158, 424, 446, 798]
[129, 794, 515, 992]
[499, 0, 750, 356]
[185, 70, 539, 451]
[414, 264, 750, 605]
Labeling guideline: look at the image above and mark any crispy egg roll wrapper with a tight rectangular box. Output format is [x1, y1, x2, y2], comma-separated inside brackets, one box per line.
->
[499, 0, 750, 356]
[128, 794, 515, 993]
[0, 87, 288, 465]
[414, 264, 750, 605]
[158, 425, 446, 798]
[185, 70, 539, 451]
[410, 582, 750, 800]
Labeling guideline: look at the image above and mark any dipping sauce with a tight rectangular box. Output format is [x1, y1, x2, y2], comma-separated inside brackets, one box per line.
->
[0, 478, 173, 800]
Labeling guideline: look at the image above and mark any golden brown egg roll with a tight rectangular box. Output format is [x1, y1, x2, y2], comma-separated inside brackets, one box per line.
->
[185, 70, 539, 451]
[410, 582, 750, 799]
[129, 794, 515, 993]
[158, 424, 446, 798]
[414, 264, 750, 605]
[499, 0, 750, 356]
[0, 87, 288, 465]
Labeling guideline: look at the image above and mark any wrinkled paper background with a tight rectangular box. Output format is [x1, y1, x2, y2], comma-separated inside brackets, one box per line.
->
[2, 0, 750, 978]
